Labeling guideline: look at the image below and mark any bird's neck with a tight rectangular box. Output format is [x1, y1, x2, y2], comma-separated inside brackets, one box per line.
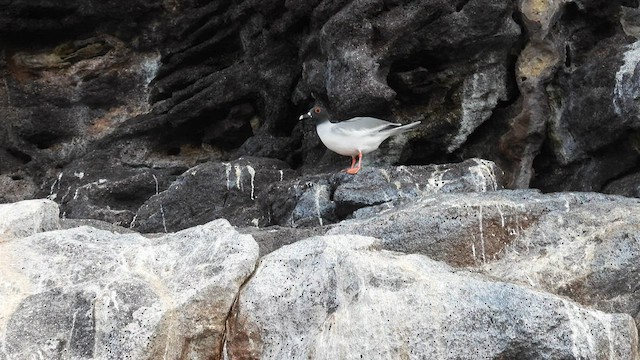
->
[314, 118, 331, 126]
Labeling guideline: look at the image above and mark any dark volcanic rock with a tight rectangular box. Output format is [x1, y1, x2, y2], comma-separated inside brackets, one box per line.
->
[39, 149, 176, 227]
[3, 0, 640, 226]
[526, 3, 640, 191]
[604, 171, 640, 197]
[132, 157, 295, 233]
[262, 158, 504, 228]
[131, 157, 503, 233]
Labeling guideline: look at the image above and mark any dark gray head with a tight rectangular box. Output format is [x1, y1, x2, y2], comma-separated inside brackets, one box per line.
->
[299, 106, 330, 122]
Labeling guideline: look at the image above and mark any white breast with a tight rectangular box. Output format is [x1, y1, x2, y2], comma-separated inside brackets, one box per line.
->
[316, 121, 386, 156]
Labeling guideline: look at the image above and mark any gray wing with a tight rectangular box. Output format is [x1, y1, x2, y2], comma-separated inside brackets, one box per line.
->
[333, 117, 401, 136]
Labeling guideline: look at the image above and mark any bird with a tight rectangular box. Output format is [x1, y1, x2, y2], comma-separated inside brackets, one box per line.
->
[299, 106, 421, 174]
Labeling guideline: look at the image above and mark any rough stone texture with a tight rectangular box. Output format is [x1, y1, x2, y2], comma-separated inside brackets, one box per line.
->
[262, 158, 504, 229]
[130, 158, 502, 233]
[327, 190, 564, 266]
[483, 193, 640, 326]
[327, 190, 640, 268]
[0, 199, 59, 242]
[523, 1, 640, 191]
[238, 225, 329, 257]
[3, 0, 640, 222]
[0, 209, 259, 359]
[4, 1, 640, 356]
[132, 157, 295, 232]
[225, 236, 639, 360]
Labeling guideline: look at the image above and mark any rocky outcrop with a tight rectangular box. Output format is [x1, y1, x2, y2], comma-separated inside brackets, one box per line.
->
[4, 0, 640, 358]
[0, 200, 259, 359]
[127, 157, 502, 232]
[261, 158, 503, 229]
[3, 0, 640, 219]
[131, 157, 295, 232]
[326, 190, 637, 266]
[3, 191, 640, 358]
[225, 235, 638, 359]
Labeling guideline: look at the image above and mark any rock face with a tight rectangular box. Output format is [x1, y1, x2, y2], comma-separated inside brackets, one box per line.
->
[225, 235, 638, 359]
[3, 0, 640, 219]
[0, 201, 259, 359]
[131, 157, 295, 232]
[4, 0, 640, 358]
[261, 158, 503, 229]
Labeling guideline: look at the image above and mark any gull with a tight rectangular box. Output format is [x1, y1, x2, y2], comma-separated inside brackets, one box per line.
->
[299, 106, 421, 174]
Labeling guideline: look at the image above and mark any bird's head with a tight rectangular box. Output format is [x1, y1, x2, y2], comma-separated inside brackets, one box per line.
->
[299, 106, 329, 122]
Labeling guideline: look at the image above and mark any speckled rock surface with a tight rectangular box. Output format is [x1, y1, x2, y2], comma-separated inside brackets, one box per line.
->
[0, 209, 258, 359]
[483, 193, 640, 326]
[327, 190, 573, 266]
[225, 236, 638, 360]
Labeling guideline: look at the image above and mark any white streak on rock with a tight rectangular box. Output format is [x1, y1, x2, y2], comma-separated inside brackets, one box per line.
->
[160, 205, 167, 233]
[378, 169, 391, 183]
[246, 165, 256, 200]
[496, 204, 505, 228]
[234, 165, 242, 190]
[141, 53, 161, 87]
[152, 174, 166, 232]
[130, 214, 138, 229]
[152, 174, 159, 195]
[314, 184, 325, 227]
[47, 172, 64, 200]
[224, 163, 232, 190]
[471, 241, 477, 260]
[425, 169, 451, 193]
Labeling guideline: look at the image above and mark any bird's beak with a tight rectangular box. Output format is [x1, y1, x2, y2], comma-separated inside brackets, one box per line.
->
[299, 112, 311, 121]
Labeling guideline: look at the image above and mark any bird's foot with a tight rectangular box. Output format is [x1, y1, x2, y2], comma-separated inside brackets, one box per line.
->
[345, 167, 361, 175]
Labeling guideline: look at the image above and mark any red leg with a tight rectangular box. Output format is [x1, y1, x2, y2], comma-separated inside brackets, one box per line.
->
[342, 156, 357, 173]
[346, 151, 362, 174]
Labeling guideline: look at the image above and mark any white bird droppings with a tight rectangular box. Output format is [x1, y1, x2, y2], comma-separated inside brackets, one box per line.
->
[246, 165, 256, 200]
[223, 163, 232, 190]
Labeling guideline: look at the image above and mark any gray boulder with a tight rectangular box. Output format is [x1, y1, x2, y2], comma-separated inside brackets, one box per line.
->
[483, 193, 640, 325]
[0, 201, 259, 359]
[0, 199, 59, 241]
[225, 235, 638, 359]
[327, 189, 594, 266]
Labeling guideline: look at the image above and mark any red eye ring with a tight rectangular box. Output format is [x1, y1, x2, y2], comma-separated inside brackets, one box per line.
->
[314, 107, 321, 114]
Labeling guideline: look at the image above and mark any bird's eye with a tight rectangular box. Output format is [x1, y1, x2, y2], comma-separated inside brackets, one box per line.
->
[314, 107, 321, 114]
